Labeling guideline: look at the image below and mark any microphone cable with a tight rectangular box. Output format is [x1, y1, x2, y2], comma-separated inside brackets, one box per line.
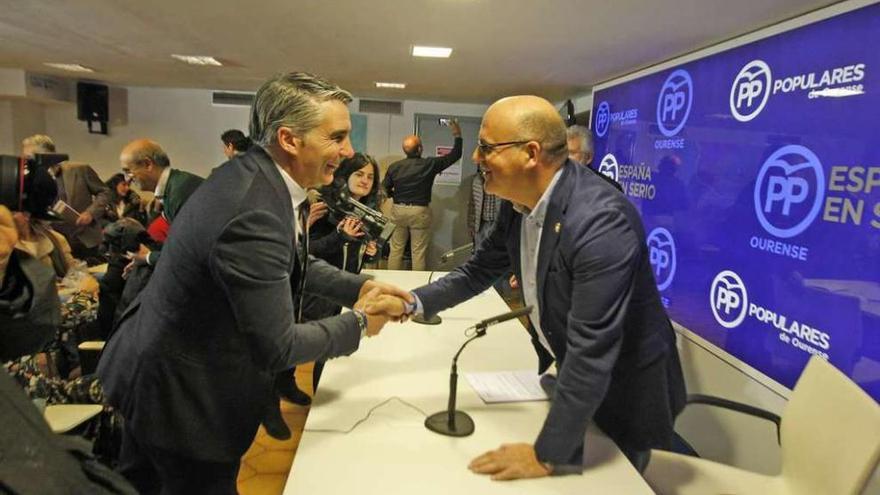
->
[304, 396, 428, 435]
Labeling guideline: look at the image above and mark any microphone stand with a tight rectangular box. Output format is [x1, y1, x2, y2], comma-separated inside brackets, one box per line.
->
[412, 243, 474, 326]
[424, 326, 487, 437]
[423, 305, 532, 437]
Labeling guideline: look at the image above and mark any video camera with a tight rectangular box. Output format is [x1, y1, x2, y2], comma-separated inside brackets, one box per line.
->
[0, 153, 68, 219]
[317, 179, 396, 246]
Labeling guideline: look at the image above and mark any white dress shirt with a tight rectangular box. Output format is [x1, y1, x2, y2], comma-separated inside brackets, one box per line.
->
[517, 168, 564, 358]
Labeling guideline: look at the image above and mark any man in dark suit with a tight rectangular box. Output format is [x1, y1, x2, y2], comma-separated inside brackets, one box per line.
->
[22, 134, 111, 260]
[372, 95, 685, 480]
[97, 72, 411, 494]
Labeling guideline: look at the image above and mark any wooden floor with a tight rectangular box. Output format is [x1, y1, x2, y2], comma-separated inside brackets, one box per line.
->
[237, 363, 315, 495]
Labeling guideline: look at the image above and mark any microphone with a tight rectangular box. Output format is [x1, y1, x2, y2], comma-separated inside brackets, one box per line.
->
[473, 306, 533, 332]
[439, 243, 474, 264]
[425, 306, 534, 437]
[413, 242, 474, 326]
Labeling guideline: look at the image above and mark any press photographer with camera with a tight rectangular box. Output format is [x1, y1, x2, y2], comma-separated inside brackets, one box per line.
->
[279, 152, 387, 405]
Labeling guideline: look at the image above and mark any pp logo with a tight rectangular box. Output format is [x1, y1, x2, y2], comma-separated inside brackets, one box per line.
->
[595, 101, 611, 138]
[647, 227, 676, 291]
[753, 145, 825, 238]
[730, 60, 772, 122]
[598, 153, 619, 182]
[656, 69, 693, 137]
[710, 270, 748, 329]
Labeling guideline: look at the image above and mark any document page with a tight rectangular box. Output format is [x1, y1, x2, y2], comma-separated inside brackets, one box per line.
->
[464, 370, 549, 404]
[52, 200, 80, 224]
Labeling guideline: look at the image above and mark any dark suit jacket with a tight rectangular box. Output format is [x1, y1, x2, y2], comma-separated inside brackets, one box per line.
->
[414, 160, 686, 468]
[98, 147, 369, 462]
[57, 162, 111, 248]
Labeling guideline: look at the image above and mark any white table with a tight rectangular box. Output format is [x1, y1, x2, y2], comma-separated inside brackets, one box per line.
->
[284, 269, 653, 494]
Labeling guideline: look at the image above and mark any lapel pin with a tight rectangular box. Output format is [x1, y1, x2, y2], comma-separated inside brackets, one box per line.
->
[554, 222, 561, 234]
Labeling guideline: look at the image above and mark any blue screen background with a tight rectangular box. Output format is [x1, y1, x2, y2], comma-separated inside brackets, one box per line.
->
[592, 4, 880, 400]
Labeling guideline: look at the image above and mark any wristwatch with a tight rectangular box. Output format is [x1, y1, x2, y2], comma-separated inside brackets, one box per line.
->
[352, 309, 368, 337]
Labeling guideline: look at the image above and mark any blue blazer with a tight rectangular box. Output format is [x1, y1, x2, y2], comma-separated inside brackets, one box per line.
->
[414, 161, 686, 467]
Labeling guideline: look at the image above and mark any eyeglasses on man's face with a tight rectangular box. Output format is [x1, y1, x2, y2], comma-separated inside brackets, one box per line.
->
[475, 139, 531, 157]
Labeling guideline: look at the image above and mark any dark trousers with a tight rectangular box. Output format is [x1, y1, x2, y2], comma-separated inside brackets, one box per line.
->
[118, 422, 240, 495]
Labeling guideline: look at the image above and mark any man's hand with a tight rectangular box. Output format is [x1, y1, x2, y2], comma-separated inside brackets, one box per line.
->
[353, 287, 388, 337]
[468, 443, 551, 481]
[76, 211, 94, 227]
[338, 217, 364, 238]
[364, 241, 378, 257]
[359, 279, 413, 304]
[358, 280, 413, 322]
[0, 206, 19, 283]
[364, 294, 408, 321]
[509, 274, 519, 290]
[123, 243, 151, 278]
[307, 201, 329, 228]
[450, 119, 462, 137]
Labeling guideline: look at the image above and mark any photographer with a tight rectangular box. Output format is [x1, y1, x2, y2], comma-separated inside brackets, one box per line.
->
[278, 153, 384, 404]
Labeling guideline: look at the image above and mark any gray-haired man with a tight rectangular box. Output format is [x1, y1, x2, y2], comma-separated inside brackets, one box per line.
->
[566, 125, 593, 167]
[98, 72, 411, 494]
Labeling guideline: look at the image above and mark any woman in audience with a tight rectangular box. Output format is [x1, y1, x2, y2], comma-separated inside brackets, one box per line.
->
[4, 211, 102, 404]
[104, 173, 146, 226]
[276, 153, 382, 405]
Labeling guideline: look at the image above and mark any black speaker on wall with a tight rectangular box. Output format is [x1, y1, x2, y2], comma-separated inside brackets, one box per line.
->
[77, 82, 109, 134]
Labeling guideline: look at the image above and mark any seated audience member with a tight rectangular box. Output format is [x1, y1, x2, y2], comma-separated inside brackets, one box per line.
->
[0, 205, 135, 494]
[221, 129, 253, 158]
[4, 210, 102, 403]
[104, 173, 146, 226]
[279, 152, 382, 405]
[21, 134, 111, 263]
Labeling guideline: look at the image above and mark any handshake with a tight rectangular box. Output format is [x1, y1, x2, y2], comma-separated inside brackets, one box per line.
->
[353, 279, 417, 337]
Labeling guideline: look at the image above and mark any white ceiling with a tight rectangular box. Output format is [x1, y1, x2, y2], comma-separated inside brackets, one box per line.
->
[0, 0, 842, 103]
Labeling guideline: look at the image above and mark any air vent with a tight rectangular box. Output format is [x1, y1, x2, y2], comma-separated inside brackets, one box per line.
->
[359, 99, 402, 115]
[212, 91, 254, 107]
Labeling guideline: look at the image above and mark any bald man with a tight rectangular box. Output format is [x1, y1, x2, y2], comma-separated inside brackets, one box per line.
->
[118, 139, 203, 266]
[382, 120, 462, 270]
[376, 96, 685, 479]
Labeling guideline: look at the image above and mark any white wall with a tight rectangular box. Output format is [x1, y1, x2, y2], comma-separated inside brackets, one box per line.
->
[359, 98, 487, 167]
[0, 101, 13, 155]
[35, 87, 489, 183]
[44, 87, 250, 180]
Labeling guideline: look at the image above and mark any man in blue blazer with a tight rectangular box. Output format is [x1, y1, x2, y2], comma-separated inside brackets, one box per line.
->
[98, 72, 411, 494]
[378, 95, 685, 480]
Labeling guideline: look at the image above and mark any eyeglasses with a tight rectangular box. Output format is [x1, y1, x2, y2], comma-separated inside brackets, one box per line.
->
[476, 139, 531, 157]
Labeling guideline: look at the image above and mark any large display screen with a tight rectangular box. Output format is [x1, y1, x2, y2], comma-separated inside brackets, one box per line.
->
[592, 3, 880, 400]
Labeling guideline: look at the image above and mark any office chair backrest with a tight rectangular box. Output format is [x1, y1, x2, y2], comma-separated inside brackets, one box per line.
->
[781, 356, 880, 495]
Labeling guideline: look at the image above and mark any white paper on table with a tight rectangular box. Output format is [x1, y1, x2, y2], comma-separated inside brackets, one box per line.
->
[464, 370, 550, 404]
